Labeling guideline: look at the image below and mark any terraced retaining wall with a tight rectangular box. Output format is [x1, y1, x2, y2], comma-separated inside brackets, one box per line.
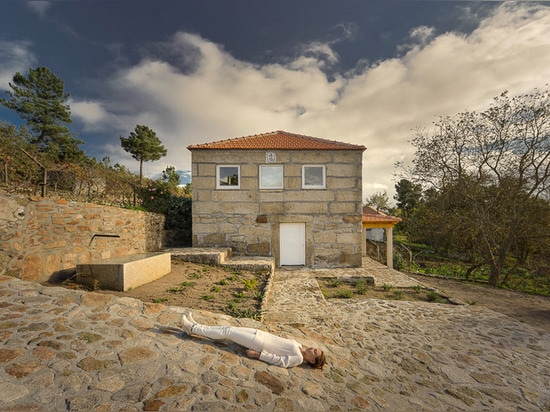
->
[0, 192, 165, 282]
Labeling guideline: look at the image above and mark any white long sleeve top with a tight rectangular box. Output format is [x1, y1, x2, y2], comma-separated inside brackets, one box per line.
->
[251, 330, 304, 368]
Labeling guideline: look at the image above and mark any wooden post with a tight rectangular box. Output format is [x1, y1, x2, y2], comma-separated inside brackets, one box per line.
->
[42, 168, 47, 197]
[21, 148, 47, 197]
[362, 226, 367, 256]
[386, 227, 394, 269]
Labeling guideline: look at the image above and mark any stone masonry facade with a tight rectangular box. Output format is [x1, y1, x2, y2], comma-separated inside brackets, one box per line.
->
[0, 192, 165, 283]
[190, 147, 364, 268]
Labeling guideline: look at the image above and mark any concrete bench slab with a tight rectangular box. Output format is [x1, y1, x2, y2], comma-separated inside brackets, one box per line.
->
[76, 252, 171, 291]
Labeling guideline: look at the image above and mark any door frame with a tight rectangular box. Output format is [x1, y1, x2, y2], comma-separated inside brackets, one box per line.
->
[271, 217, 313, 267]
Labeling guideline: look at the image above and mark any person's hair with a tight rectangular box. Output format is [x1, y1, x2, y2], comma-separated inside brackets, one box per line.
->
[310, 351, 326, 370]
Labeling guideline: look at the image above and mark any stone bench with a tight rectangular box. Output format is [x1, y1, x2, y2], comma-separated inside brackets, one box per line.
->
[76, 252, 171, 291]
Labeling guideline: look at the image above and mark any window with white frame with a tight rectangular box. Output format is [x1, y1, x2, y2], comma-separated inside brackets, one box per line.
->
[217, 165, 240, 189]
[302, 165, 326, 189]
[259, 165, 283, 189]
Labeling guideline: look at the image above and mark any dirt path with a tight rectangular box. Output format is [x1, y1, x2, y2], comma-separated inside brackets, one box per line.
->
[406, 272, 550, 335]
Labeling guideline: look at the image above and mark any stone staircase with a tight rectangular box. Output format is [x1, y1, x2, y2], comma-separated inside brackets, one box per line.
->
[163, 247, 275, 273]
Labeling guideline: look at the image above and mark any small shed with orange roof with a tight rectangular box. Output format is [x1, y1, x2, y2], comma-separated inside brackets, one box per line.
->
[362, 205, 402, 268]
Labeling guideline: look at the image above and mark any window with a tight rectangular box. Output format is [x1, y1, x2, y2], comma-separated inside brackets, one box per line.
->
[260, 165, 283, 189]
[302, 165, 326, 189]
[217, 165, 240, 189]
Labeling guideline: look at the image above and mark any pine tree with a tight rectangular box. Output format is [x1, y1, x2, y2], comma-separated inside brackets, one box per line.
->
[120, 125, 167, 186]
[0, 66, 83, 161]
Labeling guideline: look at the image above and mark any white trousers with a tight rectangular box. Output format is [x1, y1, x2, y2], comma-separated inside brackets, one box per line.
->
[191, 324, 261, 351]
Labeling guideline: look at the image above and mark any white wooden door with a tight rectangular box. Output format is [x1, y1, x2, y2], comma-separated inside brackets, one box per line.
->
[280, 223, 306, 265]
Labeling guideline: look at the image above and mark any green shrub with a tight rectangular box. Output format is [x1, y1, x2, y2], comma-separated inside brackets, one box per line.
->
[336, 290, 354, 299]
[392, 290, 404, 300]
[242, 278, 257, 291]
[253, 290, 264, 301]
[355, 280, 370, 294]
[226, 306, 261, 320]
[328, 279, 342, 288]
[136, 180, 192, 245]
[426, 291, 443, 302]
[393, 251, 405, 270]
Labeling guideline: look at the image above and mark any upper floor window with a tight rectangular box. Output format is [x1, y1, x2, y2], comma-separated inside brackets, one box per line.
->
[217, 165, 240, 189]
[302, 165, 326, 189]
[260, 165, 283, 189]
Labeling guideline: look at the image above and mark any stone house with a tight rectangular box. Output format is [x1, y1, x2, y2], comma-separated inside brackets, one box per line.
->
[187, 131, 366, 268]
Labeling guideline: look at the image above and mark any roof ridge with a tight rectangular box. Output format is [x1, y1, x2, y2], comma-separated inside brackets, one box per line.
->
[187, 131, 366, 151]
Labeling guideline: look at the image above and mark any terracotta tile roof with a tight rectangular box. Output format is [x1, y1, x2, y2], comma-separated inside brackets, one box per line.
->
[362, 206, 402, 225]
[187, 130, 366, 151]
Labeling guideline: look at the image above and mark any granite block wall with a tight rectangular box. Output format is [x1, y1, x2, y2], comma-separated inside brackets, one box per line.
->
[191, 149, 363, 268]
[0, 193, 165, 282]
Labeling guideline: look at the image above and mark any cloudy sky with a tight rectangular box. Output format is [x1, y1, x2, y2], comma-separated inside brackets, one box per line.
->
[1, 1, 550, 201]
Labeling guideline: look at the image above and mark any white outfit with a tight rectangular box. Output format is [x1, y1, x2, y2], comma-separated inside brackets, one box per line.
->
[191, 323, 304, 368]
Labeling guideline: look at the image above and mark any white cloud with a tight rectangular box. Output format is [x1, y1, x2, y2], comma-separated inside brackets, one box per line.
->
[74, 3, 550, 202]
[0, 41, 36, 89]
[410, 26, 435, 44]
[26, 1, 51, 17]
[69, 99, 111, 129]
[299, 41, 340, 66]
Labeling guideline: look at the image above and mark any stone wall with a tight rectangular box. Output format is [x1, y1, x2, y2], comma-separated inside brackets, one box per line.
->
[191, 149, 363, 268]
[0, 192, 165, 282]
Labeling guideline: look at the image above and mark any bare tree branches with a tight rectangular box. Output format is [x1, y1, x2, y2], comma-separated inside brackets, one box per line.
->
[408, 87, 550, 285]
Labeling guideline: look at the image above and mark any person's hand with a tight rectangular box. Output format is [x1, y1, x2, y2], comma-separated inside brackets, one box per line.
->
[246, 349, 260, 359]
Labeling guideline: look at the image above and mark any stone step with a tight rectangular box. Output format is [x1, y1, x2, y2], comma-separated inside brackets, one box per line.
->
[163, 247, 274, 273]
[221, 256, 275, 274]
[164, 247, 232, 265]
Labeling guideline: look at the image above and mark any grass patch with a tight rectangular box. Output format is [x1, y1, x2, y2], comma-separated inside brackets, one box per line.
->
[392, 290, 404, 300]
[328, 279, 342, 288]
[426, 290, 445, 303]
[355, 280, 370, 294]
[318, 278, 451, 304]
[242, 278, 257, 291]
[336, 289, 354, 299]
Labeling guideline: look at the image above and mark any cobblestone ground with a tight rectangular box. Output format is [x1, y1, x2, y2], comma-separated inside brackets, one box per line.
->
[1, 259, 549, 411]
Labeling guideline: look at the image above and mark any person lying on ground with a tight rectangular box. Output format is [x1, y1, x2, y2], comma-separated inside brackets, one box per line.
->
[181, 312, 326, 369]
